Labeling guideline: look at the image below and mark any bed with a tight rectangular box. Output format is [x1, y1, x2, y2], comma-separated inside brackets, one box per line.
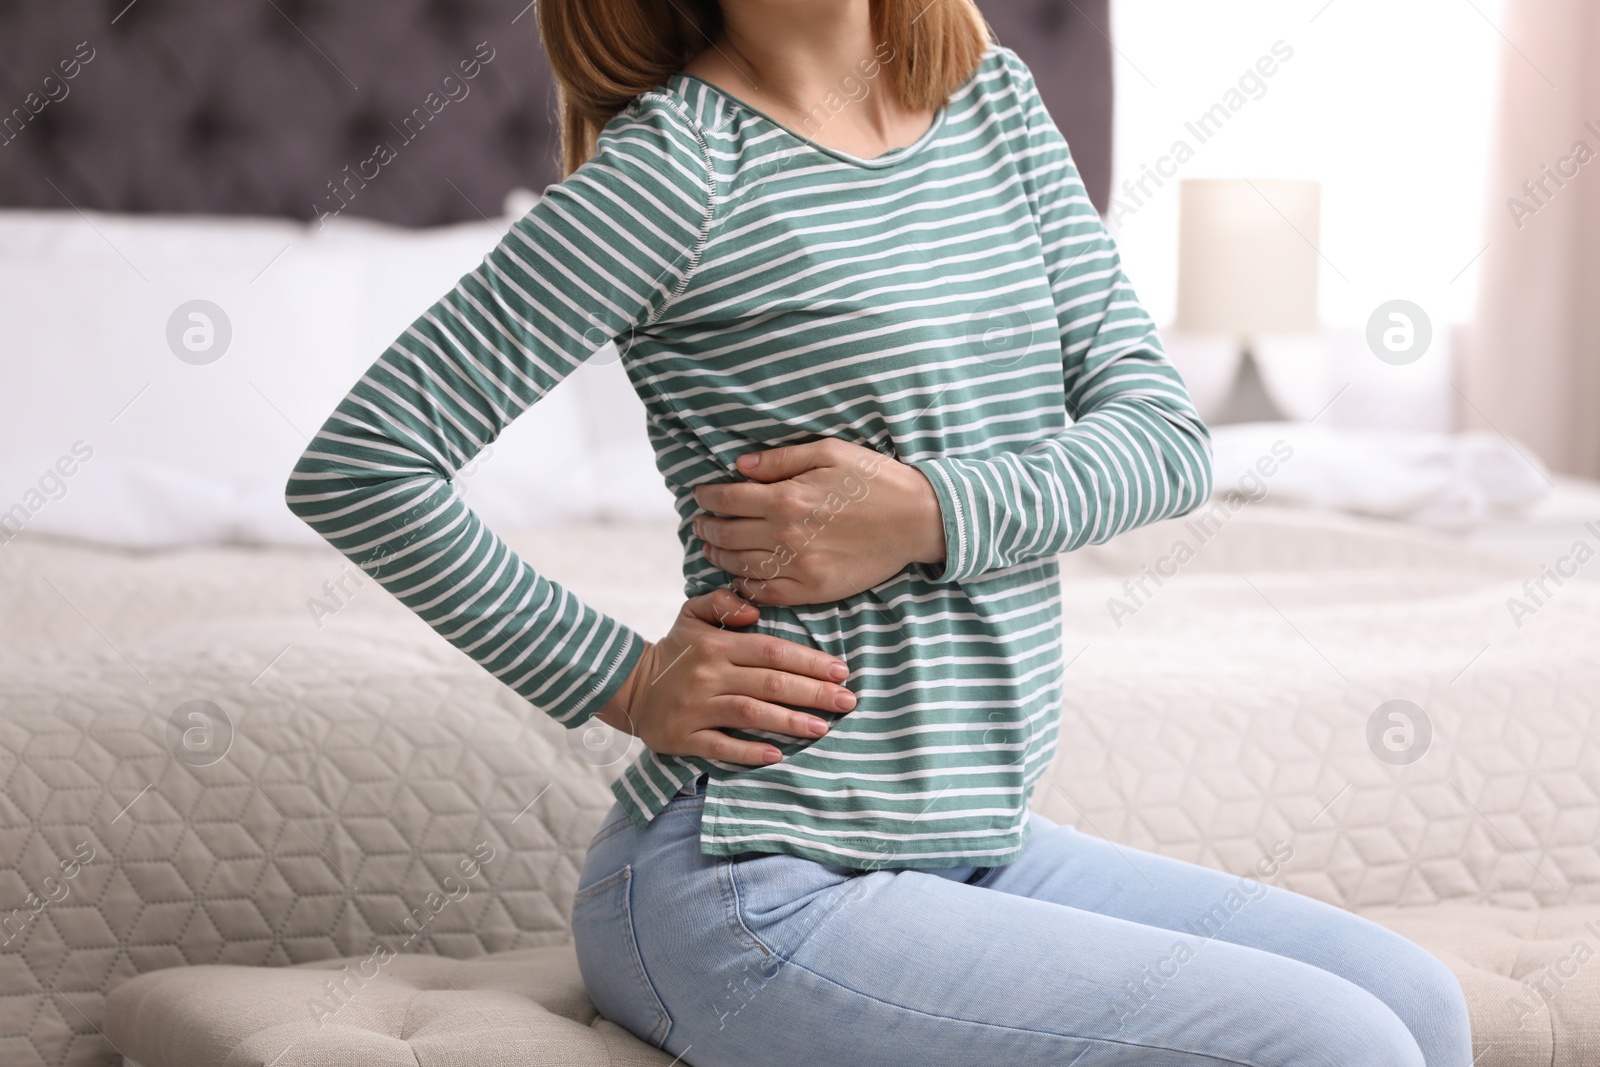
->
[4, 505, 1599, 1065]
[3, 2, 1598, 1066]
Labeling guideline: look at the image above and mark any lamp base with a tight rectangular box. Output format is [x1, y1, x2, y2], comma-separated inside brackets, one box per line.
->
[1207, 345, 1292, 426]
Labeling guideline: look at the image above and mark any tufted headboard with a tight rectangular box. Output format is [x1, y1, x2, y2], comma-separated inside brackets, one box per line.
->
[0, 0, 1113, 224]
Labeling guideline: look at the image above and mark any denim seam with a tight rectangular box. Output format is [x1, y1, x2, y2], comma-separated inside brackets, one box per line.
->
[778, 955, 1270, 1067]
[617, 866, 674, 1048]
[587, 814, 635, 852]
[573, 865, 630, 905]
[662, 793, 707, 815]
[717, 858, 773, 957]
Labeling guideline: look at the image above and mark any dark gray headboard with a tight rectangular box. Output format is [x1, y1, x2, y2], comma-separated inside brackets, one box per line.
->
[986, 0, 1113, 212]
[0, 0, 1111, 224]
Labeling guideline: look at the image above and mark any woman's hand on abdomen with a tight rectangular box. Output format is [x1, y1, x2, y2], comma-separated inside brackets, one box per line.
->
[594, 588, 857, 766]
[692, 439, 946, 606]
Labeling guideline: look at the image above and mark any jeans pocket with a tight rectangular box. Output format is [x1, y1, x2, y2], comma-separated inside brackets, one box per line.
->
[724, 851, 865, 958]
[572, 865, 673, 1048]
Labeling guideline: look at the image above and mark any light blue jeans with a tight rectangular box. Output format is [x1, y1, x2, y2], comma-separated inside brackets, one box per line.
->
[573, 784, 1472, 1066]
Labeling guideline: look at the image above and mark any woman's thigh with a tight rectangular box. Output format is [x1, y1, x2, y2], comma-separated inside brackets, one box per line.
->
[573, 799, 1438, 1067]
[980, 810, 1472, 1067]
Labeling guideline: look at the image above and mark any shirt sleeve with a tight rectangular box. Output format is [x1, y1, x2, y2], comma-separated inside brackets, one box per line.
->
[909, 50, 1214, 585]
[284, 93, 715, 727]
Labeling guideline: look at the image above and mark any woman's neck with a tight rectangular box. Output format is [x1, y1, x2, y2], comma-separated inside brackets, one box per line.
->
[682, 1, 933, 159]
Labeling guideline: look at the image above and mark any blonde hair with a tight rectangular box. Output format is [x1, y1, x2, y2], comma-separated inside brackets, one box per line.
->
[538, 0, 992, 176]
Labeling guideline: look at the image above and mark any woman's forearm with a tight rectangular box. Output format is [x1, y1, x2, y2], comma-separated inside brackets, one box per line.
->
[285, 96, 713, 729]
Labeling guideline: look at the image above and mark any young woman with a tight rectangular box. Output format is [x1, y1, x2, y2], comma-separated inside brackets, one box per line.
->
[287, 1, 1474, 1063]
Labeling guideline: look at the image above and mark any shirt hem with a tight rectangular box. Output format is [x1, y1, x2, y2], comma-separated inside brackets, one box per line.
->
[694, 814, 1035, 871]
[611, 760, 1041, 870]
[613, 755, 704, 830]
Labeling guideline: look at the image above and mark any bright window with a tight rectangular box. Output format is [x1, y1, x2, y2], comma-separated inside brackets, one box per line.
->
[1108, 0, 1507, 329]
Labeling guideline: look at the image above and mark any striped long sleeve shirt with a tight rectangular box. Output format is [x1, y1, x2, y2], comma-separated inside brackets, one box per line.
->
[285, 46, 1212, 869]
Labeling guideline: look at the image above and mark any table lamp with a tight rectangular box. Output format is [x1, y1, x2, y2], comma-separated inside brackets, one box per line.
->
[1169, 178, 1324, 424]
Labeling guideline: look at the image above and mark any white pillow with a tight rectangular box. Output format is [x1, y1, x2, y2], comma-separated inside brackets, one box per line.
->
[0, 196, 674, 548]
[1210, 421, 1550, 528]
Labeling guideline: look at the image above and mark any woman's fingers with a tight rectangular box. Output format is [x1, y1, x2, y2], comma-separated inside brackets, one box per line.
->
[723, 632, 850, 683]
[640, 592, 855, 768]
[683, 587, 758, 628]
[684, 687, 845, 763]
[686, 729, 783, 766]
[694, 514, 778, 551]
[702, 544, 789, 582]
[727, 667, 854, 717]
[732, 440, 842, 482]
[705, 690, 836, 739]
[692, 479, 773, 518]
[730, 575, 808, 607]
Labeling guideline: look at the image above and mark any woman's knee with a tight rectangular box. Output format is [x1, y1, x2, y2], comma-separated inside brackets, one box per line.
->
[1297, 925, 1470, 1065]
[1382, 942, 1473, 1063]
[1262, 899, 1471, 1064]
[1300, 985, 1428, 1067]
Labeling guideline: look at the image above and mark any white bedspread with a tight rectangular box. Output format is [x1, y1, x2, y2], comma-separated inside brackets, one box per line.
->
[1045, 504, 1599, 910]
[2, 504, 1596, 1066]
[3, 504, 1593, 913]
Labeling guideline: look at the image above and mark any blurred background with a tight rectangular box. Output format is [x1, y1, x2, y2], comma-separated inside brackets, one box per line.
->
[3, 5, 1600, 1067]
[2, 0, 1595, 560]
[1107, 0, 1599, 549]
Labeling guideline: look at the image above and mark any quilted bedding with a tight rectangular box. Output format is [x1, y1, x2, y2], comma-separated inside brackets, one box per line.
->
[1, 506, 1596, 1066]
[1045, 507, 1600, 911]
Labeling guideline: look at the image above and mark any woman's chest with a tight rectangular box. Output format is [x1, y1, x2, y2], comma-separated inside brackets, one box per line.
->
[629, 179, 1066, 461]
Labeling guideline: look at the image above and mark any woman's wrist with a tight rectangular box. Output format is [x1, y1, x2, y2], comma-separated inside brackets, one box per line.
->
[596, 640, 653, 734]
[899, 464, 947, 567]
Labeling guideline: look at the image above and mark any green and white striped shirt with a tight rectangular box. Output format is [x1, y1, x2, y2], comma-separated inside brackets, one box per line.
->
[286, 46, 1211, 869]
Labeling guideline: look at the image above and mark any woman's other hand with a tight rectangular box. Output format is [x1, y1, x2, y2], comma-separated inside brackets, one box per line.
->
[594, 589, 856, 765]
[692, 439, 946, 605]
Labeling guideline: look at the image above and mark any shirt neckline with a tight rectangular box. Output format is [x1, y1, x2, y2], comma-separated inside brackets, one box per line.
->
[668, 71, 948, 170]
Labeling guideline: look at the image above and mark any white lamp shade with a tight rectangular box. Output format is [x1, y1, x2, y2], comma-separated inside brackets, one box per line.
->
[1174, 179, 1321, 336]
